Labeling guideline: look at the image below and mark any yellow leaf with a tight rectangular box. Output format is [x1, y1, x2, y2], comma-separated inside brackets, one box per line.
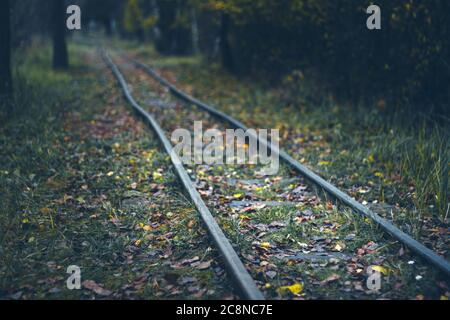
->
[440, 295, 448, 300]
[40, 207, 53, 215]
[374, 172, 384, 178]
[278, 283, 303, 295]
[76, 196, 85, 204]
[107, 171, 114, 177]
[367, 155, 375, 163]
[371, 265, 389, 275]
[134, 239, 142, 247]
[334, 243, 343, 252]
[142, 225, 152, 232]
[233, 193, 244, 199]
[260, 242, 271, 249]
[153, 172, 163, 181]
[318, 161, 331, 166]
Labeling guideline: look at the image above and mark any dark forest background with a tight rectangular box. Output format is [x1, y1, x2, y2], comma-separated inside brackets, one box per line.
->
[1, 0, 449, 115]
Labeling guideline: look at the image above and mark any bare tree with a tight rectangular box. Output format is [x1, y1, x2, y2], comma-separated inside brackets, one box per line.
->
[51, 0, 69, 70]
[220, 13, 234, 72]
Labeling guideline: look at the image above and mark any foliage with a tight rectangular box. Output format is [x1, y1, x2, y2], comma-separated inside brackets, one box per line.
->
[192, 0, 450, 112]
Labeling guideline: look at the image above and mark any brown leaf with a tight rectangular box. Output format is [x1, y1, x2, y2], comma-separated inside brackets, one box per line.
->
[187, 220, 196, 229]
[82, 280, 112, 296]
[181, 256, 200, 265]
[320, 273, 341, 285]
[196, 261, 212, 270]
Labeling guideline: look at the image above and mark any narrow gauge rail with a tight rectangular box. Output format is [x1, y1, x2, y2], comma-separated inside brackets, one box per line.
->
[102, 50, 265, 300]
[128, 55, 450, 279]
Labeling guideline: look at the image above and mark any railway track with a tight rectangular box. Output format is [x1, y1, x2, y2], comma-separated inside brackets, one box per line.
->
[102, 50, 264, 300]
[102, 49, 450, 300]
[128, 55, 450, 279]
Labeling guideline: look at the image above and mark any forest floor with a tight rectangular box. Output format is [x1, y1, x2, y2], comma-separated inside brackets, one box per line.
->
[0, 38, 449, 300]
[0, 41, 234, 300]
[127, 42, 450, 258]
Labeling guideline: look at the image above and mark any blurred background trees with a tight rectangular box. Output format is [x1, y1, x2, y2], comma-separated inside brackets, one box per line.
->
[4, 0, 450, 114]
[0, 0, 12, 100]
[195, 0, 450, 113]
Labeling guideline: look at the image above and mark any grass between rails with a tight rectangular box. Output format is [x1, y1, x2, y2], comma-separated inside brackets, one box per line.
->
[0, 41, 234, 300]
[117, 55, 449, 300]
[129, 45, 449, 258]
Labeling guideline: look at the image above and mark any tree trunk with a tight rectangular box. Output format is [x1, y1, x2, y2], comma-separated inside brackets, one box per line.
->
[51, 0, 69, 70]
[0, 0, 12, 99]
[155, 0, 176, 54]
[220, 13, 234, 72]
[191, 8, 199, 54]
[103, 17, 112, 36]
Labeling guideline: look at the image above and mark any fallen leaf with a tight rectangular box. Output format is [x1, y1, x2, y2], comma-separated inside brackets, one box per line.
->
[153, 171, 163, 181]
[371, 265, 389, 275]
[187, 220, 195, 229]
[82, 280, 112, 296]
[196, 261, 212, 270]
[76, 196, 85, 204]
[182, 256, 200, 265]
[374, 172, 384, 178]
[278, 283, 303, 296]
[260, 242, 271, 249]
[40, 207, 53, 215]
[320, 273, 341, 285]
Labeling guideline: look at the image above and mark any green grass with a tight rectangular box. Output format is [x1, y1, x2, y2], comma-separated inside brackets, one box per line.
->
[0, 40, 232, 300]
[2, 36, 448, 300]
[131, 46, 449, 250]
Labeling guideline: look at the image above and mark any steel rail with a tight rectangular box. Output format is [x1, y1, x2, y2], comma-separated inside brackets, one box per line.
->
[102, 51, 265, 300]
[130, 57, 450, 278]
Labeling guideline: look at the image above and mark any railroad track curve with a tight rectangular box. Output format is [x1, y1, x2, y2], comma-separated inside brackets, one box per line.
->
[102, 48, 450, 300]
